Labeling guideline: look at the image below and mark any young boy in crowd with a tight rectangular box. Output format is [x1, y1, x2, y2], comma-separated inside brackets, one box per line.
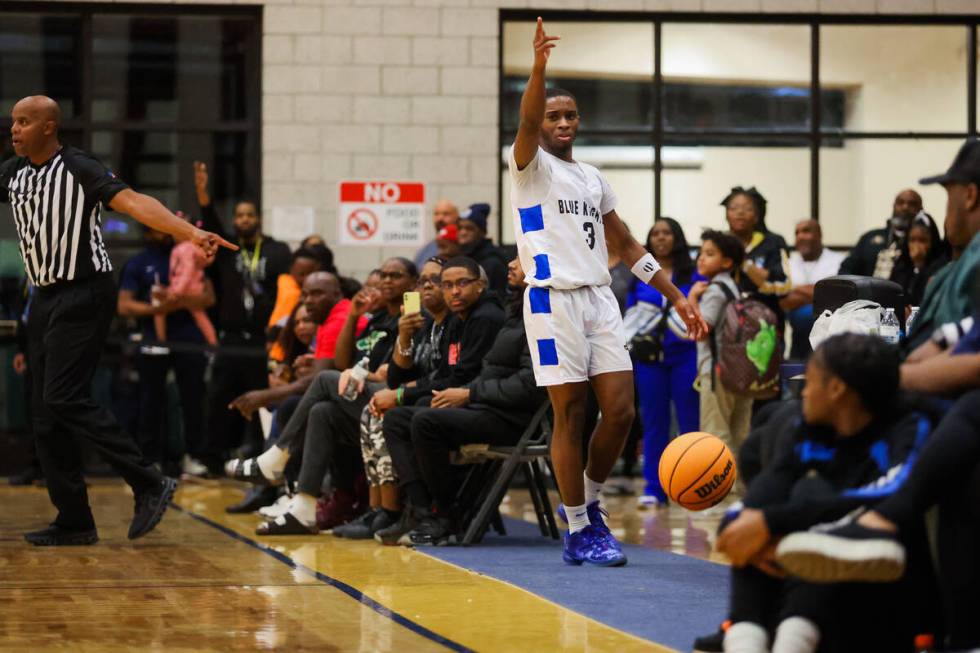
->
[690, 230, 753, 451]
[714, 334, 937, 653]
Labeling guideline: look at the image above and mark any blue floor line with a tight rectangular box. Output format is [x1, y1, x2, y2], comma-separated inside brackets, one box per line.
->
[422, 517, 730, 652]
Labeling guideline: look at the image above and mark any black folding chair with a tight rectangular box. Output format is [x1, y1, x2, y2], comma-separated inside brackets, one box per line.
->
[451, 401, 559, 545]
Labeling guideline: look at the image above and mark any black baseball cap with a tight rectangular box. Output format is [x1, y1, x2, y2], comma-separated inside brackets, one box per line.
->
[919, 139, 980, 186]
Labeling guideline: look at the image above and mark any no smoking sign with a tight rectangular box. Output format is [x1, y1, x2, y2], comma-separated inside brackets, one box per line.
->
[339, 181, 425, 247]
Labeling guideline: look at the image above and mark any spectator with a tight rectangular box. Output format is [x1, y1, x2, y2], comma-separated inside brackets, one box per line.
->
[155, 212, 218, 346]
[436, 223, 462, 260]
[839, 188, 923, 278]
[721, 186, 792, 322]
[457, 203, 508, 293]
[269, 303, 318, 385]
[266, 248, 325, 331]
[690, 230, 752, 452]
[414, 200, 459, 268]
[716, 334, 936, 653]
[394, 257, 546, 546]
[627, 218, 701, 506]
[118, 226, 215, 476]
[905, 139, 980, 349]
[780, 219, 845, 360]
[192, 161, 292, 473]
[889, 211, 949, 307]
[8, 281, 40, 486]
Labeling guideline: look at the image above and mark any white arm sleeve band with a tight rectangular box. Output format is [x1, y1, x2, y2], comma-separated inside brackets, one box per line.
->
[630, 252, 662, 285]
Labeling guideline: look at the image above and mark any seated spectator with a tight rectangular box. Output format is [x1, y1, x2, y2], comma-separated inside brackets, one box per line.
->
[840, 188, 923, 278]
[268, 303, 318, 384]
[414, 200, 459, 268]
[628, 218, 701, 506]
[690, 230, 752, 452]
[889, 210, 949, 307]
[780, 219, 845, 360]
[333, 257, 452, 540]
[905, 140, 980, 349]
[436, 224, 462, 260]
[457, 203, 508, 293]
[716, 334, 936, 653]
[374, 256, 506, 544]
[721, 186, 792, 323]
[266, 248, 326, 330]
[228, 259, 418, 535]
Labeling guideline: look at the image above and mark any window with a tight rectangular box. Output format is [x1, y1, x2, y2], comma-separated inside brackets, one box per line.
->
[0, 5, 261, 256]
[499, 13, 979, 247]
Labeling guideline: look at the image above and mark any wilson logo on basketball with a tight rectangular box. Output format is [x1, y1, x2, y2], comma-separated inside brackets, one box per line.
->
[693, 459, 734, 499]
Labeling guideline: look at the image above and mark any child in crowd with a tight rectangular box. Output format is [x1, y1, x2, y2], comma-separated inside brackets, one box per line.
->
[155, 212, 217, 345]
[690, 230, 752, 451]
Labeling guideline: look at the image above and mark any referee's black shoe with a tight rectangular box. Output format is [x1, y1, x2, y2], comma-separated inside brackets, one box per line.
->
[129, 477, 178, 540]
[25, 524, 99, 546]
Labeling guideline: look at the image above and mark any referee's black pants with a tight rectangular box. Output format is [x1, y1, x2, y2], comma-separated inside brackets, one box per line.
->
[28, 274, 162, 531]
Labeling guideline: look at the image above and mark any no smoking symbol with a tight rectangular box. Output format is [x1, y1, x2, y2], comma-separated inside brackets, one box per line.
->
[347, 208, 378, 240]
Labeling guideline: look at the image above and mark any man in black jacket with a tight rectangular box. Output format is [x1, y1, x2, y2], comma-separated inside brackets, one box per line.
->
[378, 256, 506, 543]
[839, 189, 923, 278]
[193, 161, 292, 472]
[397, 258, 544, 546]
[457, 203, 508, 293]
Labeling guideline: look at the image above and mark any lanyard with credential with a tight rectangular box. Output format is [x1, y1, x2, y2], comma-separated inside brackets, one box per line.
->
[240, 236, 263, 314]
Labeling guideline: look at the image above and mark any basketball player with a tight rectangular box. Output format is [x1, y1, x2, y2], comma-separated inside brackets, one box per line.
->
[2, 96, 235, 545]
[510, 20, 708, 566]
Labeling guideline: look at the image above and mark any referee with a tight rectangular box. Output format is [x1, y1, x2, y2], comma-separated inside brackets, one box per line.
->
[1, 95, 236, 546]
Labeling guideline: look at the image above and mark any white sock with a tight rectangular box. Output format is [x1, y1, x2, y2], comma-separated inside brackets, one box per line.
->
[584, 473, 603, 505]
[257, 444, 289, 480]
[565, 503, 590, 534]
[772, 617, 819, 653]
[289, 493, 317, 527]
[724, 621, 769, 653]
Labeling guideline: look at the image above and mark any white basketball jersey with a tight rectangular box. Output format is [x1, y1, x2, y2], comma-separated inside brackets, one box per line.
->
[508, 145, 617, 289]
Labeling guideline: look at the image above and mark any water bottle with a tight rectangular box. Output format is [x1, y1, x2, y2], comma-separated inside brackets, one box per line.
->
[342, 357, 370, 401]
[880, 307, 900, 345]
[906, 306, 920, 337]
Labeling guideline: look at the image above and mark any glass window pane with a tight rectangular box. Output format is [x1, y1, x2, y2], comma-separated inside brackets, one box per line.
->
[92, 14, 253, 123]
[0, 13, 83, 117]
[820, 139, 961, 249]
[662, 24, 810, 132]
[661, 145, 809, 246]
[821, 26, 967, 133]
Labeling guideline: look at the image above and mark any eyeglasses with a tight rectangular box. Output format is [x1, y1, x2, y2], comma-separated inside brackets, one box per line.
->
[379, 271, 407, 281]
[417, 275, 441, 288]
[440, 278, 480, 291]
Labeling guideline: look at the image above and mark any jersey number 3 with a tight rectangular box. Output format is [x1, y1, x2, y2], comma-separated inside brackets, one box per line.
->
[582, 222, 596, 250]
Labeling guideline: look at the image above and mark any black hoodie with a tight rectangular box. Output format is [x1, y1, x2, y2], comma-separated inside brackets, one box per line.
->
[388, 290, 505, 405]
[466, 238, 508, 293]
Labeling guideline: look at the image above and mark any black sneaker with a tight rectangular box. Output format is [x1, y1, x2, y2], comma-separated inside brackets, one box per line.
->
[225, 486, 279, 514]
[776, 519, 905, 583]
[692, 626, 725, 652]
[375, 508, 417, 545]
[25, 524, 99, 546]
[128, 477, 178, 540]
[333, 508, 397, 539]
[400, 515, 456, 547]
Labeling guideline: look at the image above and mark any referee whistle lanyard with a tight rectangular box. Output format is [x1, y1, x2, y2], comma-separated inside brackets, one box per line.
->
[239, 236, 263, 315]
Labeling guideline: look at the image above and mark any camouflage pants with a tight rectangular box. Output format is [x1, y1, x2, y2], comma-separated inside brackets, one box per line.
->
[359, 404, 396, 485]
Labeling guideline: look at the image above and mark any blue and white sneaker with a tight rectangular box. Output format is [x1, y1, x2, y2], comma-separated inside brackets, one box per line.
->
[557, 500, 611, 536]
[562, 525, 627, 567]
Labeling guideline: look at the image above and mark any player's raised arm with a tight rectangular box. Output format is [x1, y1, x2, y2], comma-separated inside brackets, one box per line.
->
[604, 209, 709, 340]
[514, 17, 559, 170]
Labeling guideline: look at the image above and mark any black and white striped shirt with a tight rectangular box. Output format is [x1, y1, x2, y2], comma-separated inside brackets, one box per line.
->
[0, 146, 128, 286]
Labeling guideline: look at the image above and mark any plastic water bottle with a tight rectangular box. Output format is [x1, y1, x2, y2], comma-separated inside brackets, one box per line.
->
[880, 307, 900, 345]
[906, 306, 920, 337]
[342, 357, 370, 401]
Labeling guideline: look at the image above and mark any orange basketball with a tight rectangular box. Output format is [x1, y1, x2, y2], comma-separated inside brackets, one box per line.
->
[658, 432, 737, 510]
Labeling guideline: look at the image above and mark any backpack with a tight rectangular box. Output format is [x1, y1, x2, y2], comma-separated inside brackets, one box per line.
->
[709, 282, 782, 399]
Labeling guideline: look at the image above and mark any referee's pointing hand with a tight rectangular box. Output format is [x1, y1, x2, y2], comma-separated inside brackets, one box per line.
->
[191, 227, 238, 260]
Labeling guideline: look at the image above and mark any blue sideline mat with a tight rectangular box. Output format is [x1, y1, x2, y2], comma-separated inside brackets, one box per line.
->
[424, 517, 729, 652]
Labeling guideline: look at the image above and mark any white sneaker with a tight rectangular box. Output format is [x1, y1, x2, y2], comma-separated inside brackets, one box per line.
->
[259, 493, 291, 519]
[637, 495, 663, 510]
[181, 455, 208, 477]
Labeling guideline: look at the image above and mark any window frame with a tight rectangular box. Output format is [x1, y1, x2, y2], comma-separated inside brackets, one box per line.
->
[498, 9, 980, 246]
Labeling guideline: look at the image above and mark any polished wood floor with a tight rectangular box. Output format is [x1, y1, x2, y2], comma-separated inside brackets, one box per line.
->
[0, 479, 729, 652]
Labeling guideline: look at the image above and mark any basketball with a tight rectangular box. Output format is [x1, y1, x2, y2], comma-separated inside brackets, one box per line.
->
[658, 432, 737, 511]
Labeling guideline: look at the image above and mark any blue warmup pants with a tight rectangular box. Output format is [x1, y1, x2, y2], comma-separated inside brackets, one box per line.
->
[634, 348, 700, 500]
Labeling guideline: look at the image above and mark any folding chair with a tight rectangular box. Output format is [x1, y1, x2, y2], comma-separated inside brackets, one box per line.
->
[451, 400, 560, 545]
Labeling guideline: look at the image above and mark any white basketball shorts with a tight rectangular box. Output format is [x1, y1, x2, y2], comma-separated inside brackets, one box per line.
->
[523, 284, 633, 386]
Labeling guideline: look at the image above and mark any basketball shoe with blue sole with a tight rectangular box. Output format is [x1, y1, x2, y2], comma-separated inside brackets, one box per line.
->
[563, 525, 627, 567]
[558, 502, 627, 566]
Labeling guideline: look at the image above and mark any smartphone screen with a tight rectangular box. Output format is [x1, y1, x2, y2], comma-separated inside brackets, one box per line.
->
[403, 291, 421, 315]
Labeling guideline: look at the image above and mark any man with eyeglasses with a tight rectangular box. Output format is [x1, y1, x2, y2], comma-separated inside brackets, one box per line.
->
[511, 20, 707, 566]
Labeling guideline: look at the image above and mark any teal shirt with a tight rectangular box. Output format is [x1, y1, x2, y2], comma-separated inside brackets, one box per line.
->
[907, 230, 980, 349]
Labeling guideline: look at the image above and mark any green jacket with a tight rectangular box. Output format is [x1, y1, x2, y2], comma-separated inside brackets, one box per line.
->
[907, 230, 980, 350]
